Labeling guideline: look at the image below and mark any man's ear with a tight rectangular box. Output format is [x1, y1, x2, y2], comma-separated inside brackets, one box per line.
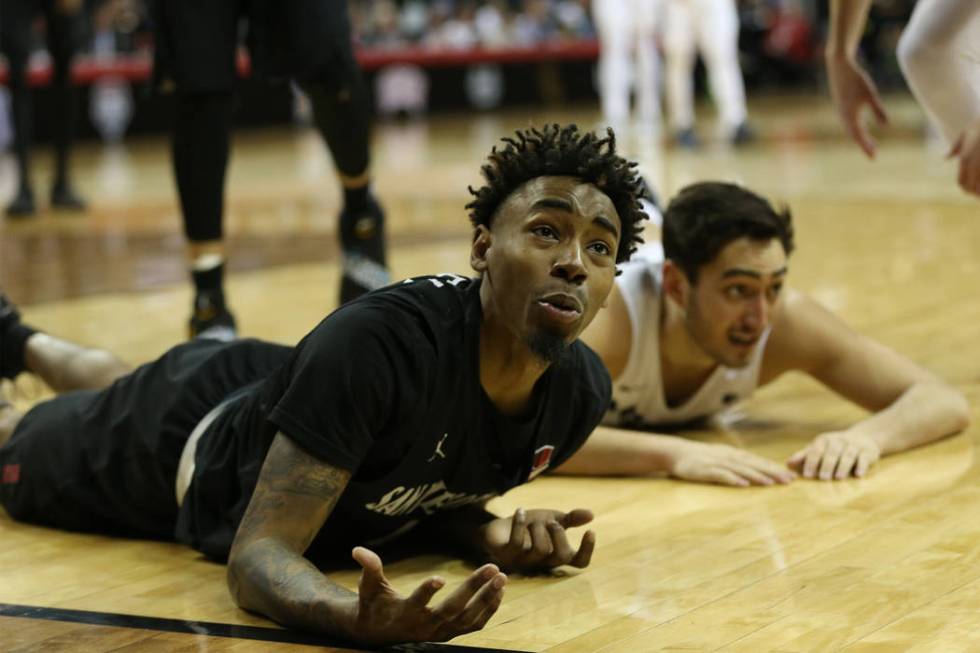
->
[470, 225, 492, 273]
[662, 260, 691, 306]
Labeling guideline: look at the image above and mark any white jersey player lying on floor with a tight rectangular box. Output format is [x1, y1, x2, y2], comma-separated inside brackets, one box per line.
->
[559, 182, 969, 486]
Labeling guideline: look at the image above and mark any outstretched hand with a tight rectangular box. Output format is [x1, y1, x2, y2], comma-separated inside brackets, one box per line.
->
[346, 546, 506, 646]
[827, 55, 889, 158]
[480, 508, 596, 573]
[667, 439, 796, 487]
[949, 119, 980, 197]
[787, 430, 881, 481]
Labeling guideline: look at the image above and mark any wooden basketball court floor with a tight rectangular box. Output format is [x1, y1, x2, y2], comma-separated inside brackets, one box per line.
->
[1, 95, 978, 652]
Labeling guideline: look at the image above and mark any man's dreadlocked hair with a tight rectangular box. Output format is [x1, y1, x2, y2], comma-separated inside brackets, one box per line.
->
[466, 124, 647, 264]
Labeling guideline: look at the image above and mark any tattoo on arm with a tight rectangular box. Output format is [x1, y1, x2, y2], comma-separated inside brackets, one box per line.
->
[228, 432, 356, 635]
[235, 433, 350, 547]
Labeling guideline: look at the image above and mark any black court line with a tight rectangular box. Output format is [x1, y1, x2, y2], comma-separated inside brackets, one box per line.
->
[0, 603, 532, 653]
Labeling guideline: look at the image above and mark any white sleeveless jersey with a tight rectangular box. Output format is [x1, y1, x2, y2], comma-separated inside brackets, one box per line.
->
[603, 243, 769, 428]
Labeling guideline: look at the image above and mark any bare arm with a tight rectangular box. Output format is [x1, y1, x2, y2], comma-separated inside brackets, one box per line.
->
[840, 380, 970, 457]
[554, 425, 794, 487]
[825, 0, 873, 59]
[950, 117, 980, 197]
[227, 432, 507, 646]
[764, 291, 970, 478]
[825, 0, 889, 157]
[553, 426, 674, 476]
[226, 432, 356, 635]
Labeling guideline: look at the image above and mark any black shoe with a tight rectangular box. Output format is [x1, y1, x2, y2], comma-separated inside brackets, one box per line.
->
[730, 122, 756, 146]
[339, 194, 391, 305]
[188, 292, 237, 341]
[0, 294, 21, 335]
[5, 186, 36, 218]
[0, 293, 26, 379]
[674, 127, 700, 150]
[50, 183, 87, 212]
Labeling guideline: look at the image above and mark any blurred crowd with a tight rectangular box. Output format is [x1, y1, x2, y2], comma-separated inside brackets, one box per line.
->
[0, 0, 921, 135]
[351, 0, 594, 49]
[1, 0, 918, 88]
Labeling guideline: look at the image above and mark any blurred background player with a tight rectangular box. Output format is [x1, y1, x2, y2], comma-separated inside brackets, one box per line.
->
[0, 0, 88, 217]
[825, 0, 980, 197]
[153, 0, 390, 339]
[663, 0, 755, 148]
[592, 0, 662, 133]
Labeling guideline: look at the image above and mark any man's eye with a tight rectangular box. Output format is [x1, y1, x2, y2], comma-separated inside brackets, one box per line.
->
[532, 225, 559, 239]
[726, 285, 748, 298]
[589, 242, 612, 257]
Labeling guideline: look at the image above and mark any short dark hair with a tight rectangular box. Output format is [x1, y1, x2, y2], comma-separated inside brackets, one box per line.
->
[662, 182, 794, 282]
[466, 124, 647, 264]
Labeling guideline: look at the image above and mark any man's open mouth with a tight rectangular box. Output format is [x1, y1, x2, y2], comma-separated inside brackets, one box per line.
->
[536, 293, 584, 324]
[539, 293, 583, 313]
[729, 332, 759, 346]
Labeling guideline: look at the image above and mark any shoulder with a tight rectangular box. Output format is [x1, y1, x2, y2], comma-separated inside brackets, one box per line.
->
[301, 274, 477, 350]
[376, 274, 478, 334]
[616, 242, 664, 292]
[761, 289, 859, 382]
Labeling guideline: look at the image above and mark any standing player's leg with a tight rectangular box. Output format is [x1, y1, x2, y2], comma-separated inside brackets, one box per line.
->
[173, 91, 237, 339]
[300, 69, 391, 304]
[632, 0, 662, 126]
[694, 0, 753, 145]
[1, 0, 37, 216]
[278, 0, 390, 304]
[896, 0, 980, 147]
[155, 0, 242, 339]
[45, 0, 88, 210]
[593, 0, 634, 130]
[286, 0, 391, 304]
[663, 0, 699, 148]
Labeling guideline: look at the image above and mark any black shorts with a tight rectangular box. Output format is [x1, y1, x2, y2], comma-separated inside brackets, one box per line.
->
[153, 0, 359, 94]
[0, 338, 291, 538]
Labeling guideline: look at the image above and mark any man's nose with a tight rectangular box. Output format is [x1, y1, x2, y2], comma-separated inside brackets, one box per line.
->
[552, 242, 587, 285]
[743, 294, 769, 329]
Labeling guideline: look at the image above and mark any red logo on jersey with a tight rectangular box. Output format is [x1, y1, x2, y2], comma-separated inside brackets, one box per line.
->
[2, 464, 20, 484]
[528, 445, 555, 480]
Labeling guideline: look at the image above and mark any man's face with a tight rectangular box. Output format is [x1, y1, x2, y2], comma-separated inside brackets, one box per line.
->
[680, 237, 787, 368]
[472, 176, 622, 362]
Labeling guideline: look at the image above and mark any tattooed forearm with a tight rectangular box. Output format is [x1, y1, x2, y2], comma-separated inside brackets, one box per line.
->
[228, 539, 357, 635]
[227, 431, 356, 636]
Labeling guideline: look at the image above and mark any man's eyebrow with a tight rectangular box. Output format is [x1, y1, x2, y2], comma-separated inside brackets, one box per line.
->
[530, 197, 574, 212]
[593, 216, 620, 239]
[721, 266, 788, 279]
[529, 197, 620, 238]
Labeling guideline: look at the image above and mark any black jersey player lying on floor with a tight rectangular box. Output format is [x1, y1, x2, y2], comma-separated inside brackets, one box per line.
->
[0, 125, 647, 647]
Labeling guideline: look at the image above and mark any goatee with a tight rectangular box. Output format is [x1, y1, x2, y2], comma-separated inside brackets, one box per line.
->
[527, 331, 570, 365]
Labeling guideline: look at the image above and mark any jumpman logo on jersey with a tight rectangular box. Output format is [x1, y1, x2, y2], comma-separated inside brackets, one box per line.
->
[428, 433, 449, 462]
